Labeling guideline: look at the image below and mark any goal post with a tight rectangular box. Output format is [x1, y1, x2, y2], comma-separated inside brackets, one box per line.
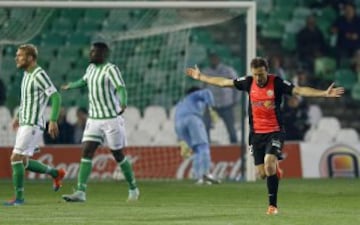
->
[0, 1, 256, 181]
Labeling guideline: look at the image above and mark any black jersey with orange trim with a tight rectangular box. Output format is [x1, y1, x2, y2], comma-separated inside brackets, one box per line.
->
[233, 74, 294, 134]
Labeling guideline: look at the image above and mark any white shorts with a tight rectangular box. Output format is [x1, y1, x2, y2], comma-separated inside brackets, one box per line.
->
[13, 125, 43, 156]
[82, 116, 127, 150]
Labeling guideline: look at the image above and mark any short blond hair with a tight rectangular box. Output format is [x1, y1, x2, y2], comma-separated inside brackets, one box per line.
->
[18, 44, 38, 60]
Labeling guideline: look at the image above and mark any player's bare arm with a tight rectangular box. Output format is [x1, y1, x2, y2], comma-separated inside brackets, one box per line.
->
[48, 121, 59, 139]
[12, 117, 19, 131]
[292, 82, 345, 98]
[186, 65, 234, 87]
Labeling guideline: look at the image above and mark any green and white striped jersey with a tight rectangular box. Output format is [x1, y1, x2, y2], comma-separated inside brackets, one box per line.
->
[82, 62, 125, 119]
[19, 66, 57, 128]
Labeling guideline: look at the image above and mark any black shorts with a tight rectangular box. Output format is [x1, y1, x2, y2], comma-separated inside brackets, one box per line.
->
[249, 131, 285, 165]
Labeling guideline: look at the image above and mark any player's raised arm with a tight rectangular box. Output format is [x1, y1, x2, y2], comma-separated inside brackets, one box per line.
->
[186, 65, 234, 87]
[293, 82, 345, 97]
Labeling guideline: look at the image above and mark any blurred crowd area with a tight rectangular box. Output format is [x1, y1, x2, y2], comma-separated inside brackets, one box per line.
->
[0, 0, 360, 146]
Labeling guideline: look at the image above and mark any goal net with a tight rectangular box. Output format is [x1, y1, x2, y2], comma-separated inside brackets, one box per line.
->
[0, 1, 256, 181]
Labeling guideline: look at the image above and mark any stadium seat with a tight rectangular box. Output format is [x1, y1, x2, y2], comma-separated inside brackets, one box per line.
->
[66, 106, 78, 125]
[335, 128, 359, 143]
[123, 106, 141, 125]
[143, 105, 167, 123]
[161, 119, 175, 133]
[314, 57, 336, 80]
[308, 129, 334, 143]
[66, 33, 91, 46]
[0, 106, 12, 123]
[317, 117, 341, 139]
[307, 104, 322, 128]
[210, 119, 229, 145]
[51, 17, 75, 34]
[59, 9, 84, 22]
[169, 106, 176, 120]
[57, 46, 81, 61]
[75, 19, 102, 34]
[351, 82, 360, 100]
[83, 9, 109, 22]
[41, 33, 66, 46]
[153, 130, 177, 145]
[269, 7, 293, 25]
[334, 69, 357, 90]
[292, 7, 312, 20]
[127, 129, 153, 146]
[37, 46, 57, 60]
[261, 20, 284, 39]
[282, 32, 296, 52]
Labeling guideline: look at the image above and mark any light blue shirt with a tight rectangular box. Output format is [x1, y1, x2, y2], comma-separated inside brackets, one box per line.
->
[175, 89, 215, 120]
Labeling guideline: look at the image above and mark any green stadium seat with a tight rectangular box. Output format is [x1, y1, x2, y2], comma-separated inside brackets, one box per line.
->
[48, 58, 73, 77]
[256, 10, 268, 27]
[59, 9, 84, 22]
[2, 45, 17, 58]
[57, 46, 81, 61]
[261, 20, 284, 39]
[75, 19, 102, 34]
[282, 32, 296, 52]
[37, 46, 57, 60]
[51, 17, 75, 33]
[334, 69, 357, 90]
[41, 33, 65, 46]
[192, 30, 215, 46]
[314, 57, 336, 80]
[66, 33, 91, 46]
[84, 9, 109, 22]
[351, 82, 360, 100]
[269, 7, 293, 25]
[275, 0, 298, 8]
[292, 7, 312, 20]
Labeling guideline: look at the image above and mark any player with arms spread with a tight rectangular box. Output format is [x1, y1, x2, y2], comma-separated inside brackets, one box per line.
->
[61, 42, 139, 202]
[186, 57, 344, 215]
[4, 44, 65, 206]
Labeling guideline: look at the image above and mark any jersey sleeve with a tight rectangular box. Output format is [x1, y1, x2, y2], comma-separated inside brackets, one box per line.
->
[35, 72, 57, 97]
[275, 76, 295, 96]
[233, 76, 252, 92]
[108, 65, 126, 88]
[81, 65, 92, 82]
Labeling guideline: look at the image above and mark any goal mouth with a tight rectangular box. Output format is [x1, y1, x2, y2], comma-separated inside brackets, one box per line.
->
[0, 1, 256, 181]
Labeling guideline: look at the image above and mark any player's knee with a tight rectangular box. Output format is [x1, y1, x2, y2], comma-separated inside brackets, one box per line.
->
[82, 142, 99, 159]
[264, 164, 276, 176]
[111, 150, 125, 162]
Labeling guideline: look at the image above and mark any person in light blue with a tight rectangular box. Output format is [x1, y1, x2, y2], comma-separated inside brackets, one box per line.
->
[174, 86, 220, 184]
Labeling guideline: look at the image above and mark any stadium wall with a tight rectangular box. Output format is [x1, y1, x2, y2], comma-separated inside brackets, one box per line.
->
[0, 143, 358, 180]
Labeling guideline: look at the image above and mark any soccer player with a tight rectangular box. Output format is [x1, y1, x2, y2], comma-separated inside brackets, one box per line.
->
[175, 86, 220, 185]
[61, 42, 139, 202]
[186, 57, 344, 215]
[4, 44, 65, 206]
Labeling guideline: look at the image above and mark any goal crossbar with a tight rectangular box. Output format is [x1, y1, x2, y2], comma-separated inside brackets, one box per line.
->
[0, 1, 255, 9]
[0, 0, 257, 181]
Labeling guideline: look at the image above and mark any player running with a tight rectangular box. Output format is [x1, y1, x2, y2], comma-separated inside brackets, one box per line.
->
[186, 57, 344, 215]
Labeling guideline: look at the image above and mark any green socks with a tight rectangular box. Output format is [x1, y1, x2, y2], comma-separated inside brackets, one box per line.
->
[119, 157, 137, 190]
[26, 159, 58, 178]
[12, 161, 25, 200]
[77, 158, 92, 192]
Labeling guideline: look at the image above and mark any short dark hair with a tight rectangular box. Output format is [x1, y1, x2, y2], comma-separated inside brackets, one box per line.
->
[250, 57, 269, 71]
[92, 42, 109, 55]
[185, 86, 201, 95]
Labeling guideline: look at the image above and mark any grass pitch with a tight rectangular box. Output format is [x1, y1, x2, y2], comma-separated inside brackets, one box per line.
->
[1, 179, 359, 225]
